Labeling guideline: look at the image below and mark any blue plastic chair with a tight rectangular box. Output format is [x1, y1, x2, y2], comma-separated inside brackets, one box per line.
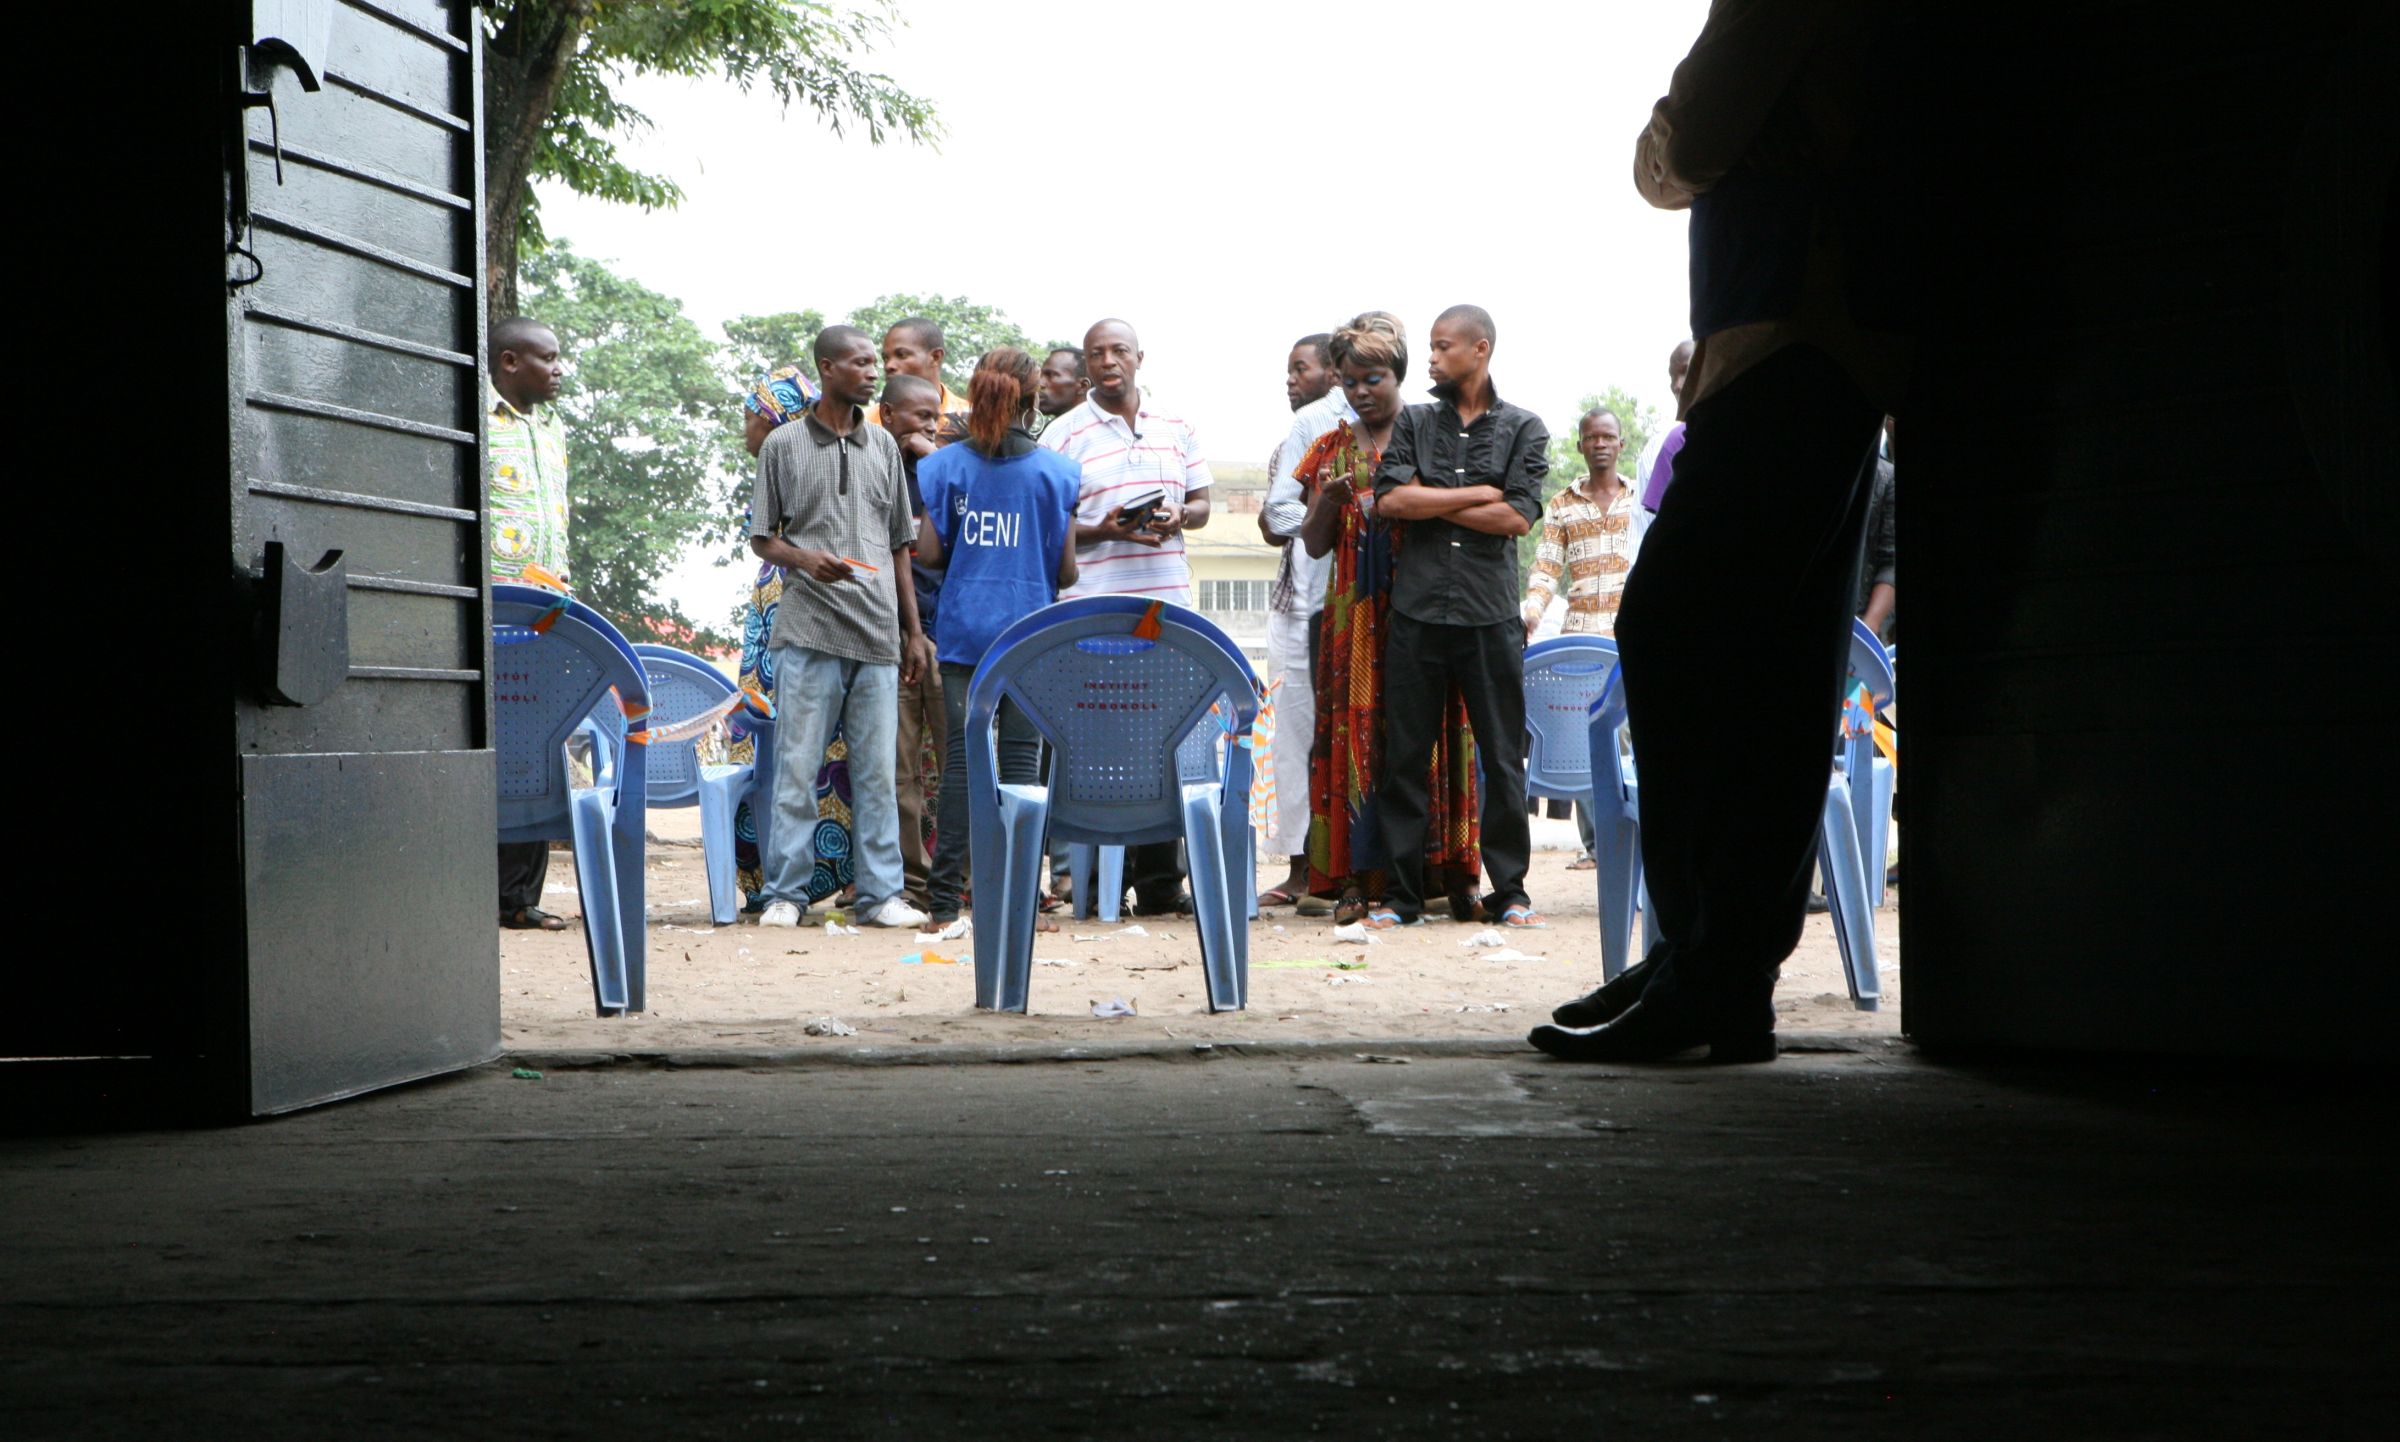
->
[965, 598, 1261, 1013]
[1842, 620, 1897, 907]
[954, 602, 1253, 928]
[1586, 644, 1885, 1010]
[493, 584, 651, 1016]
[1824, 623, 1900, 993]
[630, 644, 765, 926]
[1524, 636, 1623, 805]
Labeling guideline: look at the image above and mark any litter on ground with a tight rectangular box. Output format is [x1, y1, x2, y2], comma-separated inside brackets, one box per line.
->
[1461, 928, 1507, 948]
[1090, 998, 1138, 1018]
[802, 1016, 856, 1037]
[1328, 922, 1381, 946]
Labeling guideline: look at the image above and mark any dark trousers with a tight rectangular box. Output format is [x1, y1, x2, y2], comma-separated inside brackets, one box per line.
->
[497, 841, 550, 916]
[893, 659, 946, 905]
[1615, 344, 1883, 1018]
[929, 662, 1041, 920]
[1376, 614, 1530, 920]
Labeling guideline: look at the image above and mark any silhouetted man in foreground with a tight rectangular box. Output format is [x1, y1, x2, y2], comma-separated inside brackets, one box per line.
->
[1536, 0, 1915, 1062]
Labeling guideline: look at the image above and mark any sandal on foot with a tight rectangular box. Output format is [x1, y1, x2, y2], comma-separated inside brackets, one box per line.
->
[1256, 887, 1302, 909]
[1332, 895, 1369, 926]
[1500, 904, 1548, 929]
[1362, 906, 1422, 930]
[1565, 853, 1598, 872]
[501, 906, 570, 932]
[1295, 894, 1335, 917]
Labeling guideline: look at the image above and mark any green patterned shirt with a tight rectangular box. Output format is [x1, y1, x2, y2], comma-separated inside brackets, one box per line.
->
[485, 382, 571, 582]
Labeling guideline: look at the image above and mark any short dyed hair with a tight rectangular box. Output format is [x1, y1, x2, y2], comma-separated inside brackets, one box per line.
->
[1326, 311, 1408, 382]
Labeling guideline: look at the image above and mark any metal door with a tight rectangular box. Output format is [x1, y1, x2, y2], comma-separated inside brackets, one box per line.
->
[228, 0, 498, 1112]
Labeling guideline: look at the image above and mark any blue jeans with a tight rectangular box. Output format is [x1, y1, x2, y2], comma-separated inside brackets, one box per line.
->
[767, 645, 902, 912]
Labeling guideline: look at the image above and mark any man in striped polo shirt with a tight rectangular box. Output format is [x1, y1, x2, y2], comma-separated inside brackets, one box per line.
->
[1041, 318, 1213, 606]
[1041, 317, 1213, 914]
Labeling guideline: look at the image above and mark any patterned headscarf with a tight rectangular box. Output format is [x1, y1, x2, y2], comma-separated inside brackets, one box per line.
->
[744, 364, 817, 427]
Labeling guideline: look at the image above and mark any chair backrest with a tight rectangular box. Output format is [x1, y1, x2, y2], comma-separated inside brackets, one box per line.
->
[1524, 635, 1622, 801]
[1587, 662, 1631, 805]
[631, 643, 738, 807]
[492, 583, 651, 834]
[969, 598, 1259, 848]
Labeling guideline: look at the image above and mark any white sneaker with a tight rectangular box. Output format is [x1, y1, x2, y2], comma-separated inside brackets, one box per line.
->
[760, 900, 802, 928]
[858, 897, 929, 929]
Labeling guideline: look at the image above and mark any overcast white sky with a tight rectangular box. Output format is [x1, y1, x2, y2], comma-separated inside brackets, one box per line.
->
[533, 0, 1711, 618]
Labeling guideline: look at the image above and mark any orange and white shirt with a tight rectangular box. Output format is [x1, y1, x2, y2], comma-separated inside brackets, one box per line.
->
[1522, 478, 1641, 636]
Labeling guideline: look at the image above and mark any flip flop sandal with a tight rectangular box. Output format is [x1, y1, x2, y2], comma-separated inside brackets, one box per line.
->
[1362, 906, 1423, 930]
[1566, 854, 1598, 872]
[1256, 887, 1302, 908]
[1333, 895, 1369, 926]
[1295, 894, 1335, 917]
[1499, 904, 1548, 929]
[501, 906, 571, 932]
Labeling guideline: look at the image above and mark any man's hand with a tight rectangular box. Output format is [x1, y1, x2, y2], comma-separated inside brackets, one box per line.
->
[901, 632, 936, 688]
[1319, 472, 1356, 508]
[1147, 503, 1189, 540]
[795, 549, 854, 585]
[899, 431, 940, 462]
[1083, 510, 1166, 548]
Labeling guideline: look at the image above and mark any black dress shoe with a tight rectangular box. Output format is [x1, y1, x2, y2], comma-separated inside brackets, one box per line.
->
[1550, 956, 1655, 1028]
[1528, 999, 1777, 1065]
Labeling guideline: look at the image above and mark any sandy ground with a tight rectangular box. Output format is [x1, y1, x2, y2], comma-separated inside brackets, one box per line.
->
[503, 807, 1901, 1051]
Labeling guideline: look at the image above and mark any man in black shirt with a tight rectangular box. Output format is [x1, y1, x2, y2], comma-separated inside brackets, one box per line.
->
[1370, 305, 1548, 927]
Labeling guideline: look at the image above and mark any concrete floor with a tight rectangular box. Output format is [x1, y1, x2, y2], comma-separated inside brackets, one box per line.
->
[3, 1042, 2389, 1439]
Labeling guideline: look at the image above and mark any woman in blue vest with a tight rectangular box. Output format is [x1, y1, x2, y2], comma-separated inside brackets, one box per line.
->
[917, 346, 1082, 928]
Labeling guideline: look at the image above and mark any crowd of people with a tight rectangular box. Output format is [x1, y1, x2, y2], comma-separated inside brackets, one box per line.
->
[483, 0, 1909, 1062]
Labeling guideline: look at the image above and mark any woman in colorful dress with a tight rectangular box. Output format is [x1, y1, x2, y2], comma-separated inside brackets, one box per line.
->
[1293, 314, 1483, 926]
[731, 364, 857, 913]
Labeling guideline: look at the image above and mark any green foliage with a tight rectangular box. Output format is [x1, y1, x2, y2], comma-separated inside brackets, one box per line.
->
[842, 293, 1038, 392]
[520, 241, 746, 647]
[724, 309, 829, 382]
[1519, 387, 1665, 583]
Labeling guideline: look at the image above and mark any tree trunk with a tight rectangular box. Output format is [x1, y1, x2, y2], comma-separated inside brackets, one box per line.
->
[482, 0, 591, 335]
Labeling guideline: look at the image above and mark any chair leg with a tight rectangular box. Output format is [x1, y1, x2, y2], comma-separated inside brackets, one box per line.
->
[1593, 810, 1641, 981]
[614, 751, 650, 1013]
[975, 785, 1050, 1013]
[698, 764, 751, 928]
[1067, 843, 1093, 920]
[1183, 786, 1243, 1012]
[1819, 782, 1881, 1011]
[566, 795, 628, 1015]
[1869, 757, 1894, 908]
[1098, 846, 1125, 923]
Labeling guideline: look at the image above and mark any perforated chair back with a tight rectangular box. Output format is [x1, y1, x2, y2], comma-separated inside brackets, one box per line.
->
[493, 585, 651, 836]
[1524, 635, 1622, 802]
[632, 644, 739, 809]
[974, 603, 1258, 848]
